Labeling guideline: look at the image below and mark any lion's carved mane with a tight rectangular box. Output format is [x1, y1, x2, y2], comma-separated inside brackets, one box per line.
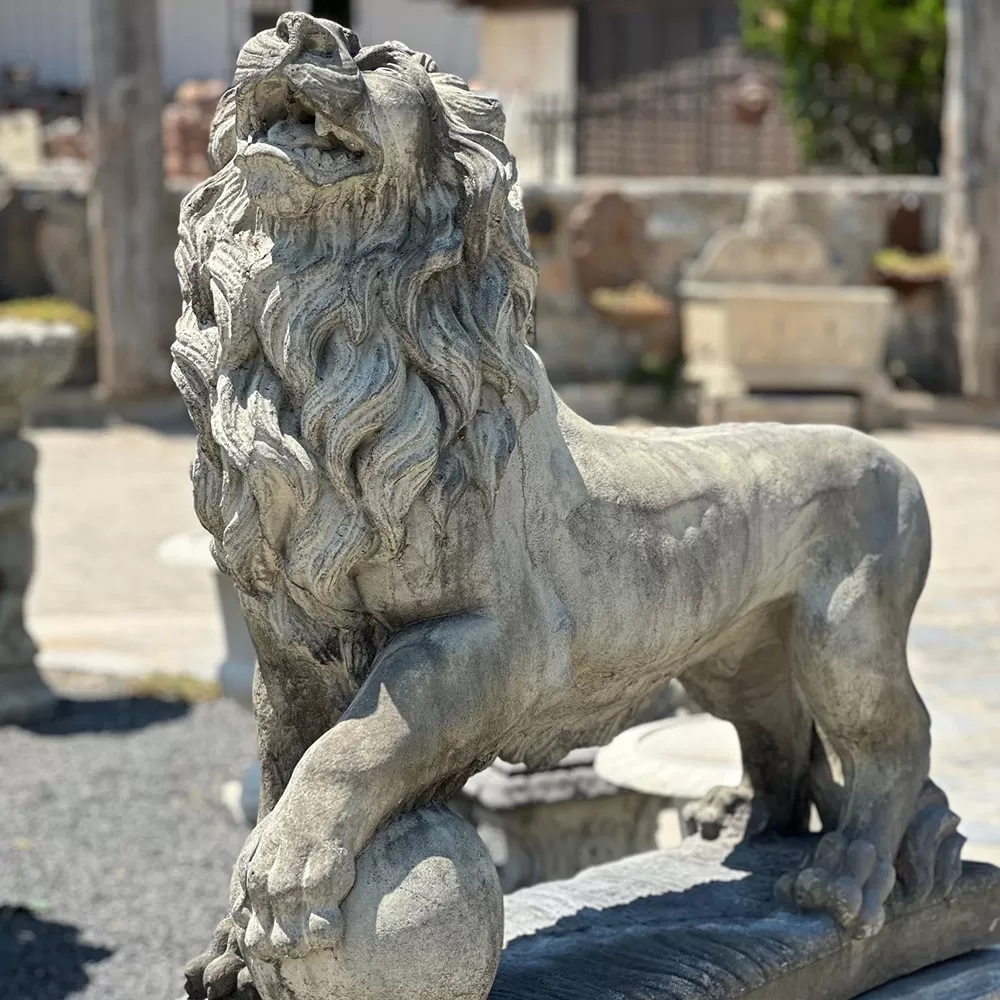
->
[172, 42, 539, 683]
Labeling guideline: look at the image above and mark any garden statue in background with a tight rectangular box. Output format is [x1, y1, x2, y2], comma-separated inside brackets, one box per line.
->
[173, 13, 964, 1000]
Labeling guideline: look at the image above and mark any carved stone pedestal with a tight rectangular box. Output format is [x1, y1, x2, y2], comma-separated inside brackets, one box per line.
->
[493, 835, 1000, 1000]
[0, 319, 78, 724]
[453, 748, 671, 892]
[596, 714, 745, 836]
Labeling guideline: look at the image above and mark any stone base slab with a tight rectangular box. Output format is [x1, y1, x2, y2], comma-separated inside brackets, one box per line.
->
[861, 949, 1000, 999]
[491, 835, 1000, 1000]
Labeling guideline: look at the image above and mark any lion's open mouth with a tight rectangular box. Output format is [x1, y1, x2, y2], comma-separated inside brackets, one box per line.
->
[241, 77, 374, 186]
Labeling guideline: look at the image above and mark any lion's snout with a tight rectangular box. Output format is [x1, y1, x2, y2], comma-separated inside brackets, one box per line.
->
[234, 13, 365, 130]
[274, 12, 360, 61]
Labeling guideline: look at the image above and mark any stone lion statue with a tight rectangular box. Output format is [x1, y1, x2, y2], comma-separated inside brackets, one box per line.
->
[173, 13, 963, 999]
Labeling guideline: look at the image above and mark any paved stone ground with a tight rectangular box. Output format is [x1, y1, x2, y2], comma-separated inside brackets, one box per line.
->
[26, 422, 225, 682]
[0, 421, 996, 1000]
[877, 429, 1000, 866]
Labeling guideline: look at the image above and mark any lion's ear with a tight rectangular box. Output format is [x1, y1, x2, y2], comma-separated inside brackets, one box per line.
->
[208, 87, 239, 172]
[356, 40, 432, 71]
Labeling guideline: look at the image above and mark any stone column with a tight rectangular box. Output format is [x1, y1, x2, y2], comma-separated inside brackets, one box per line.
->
[87, 0, 173, 399]
[0, 320, 79, 724]
[942, 0, 1000, 400]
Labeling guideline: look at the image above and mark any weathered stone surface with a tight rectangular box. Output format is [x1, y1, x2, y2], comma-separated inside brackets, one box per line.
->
[35, 189, 94, 310]
[0, 319, 78, 724]
[569, 190, 650, 295]
[0, 185, 50, 302]
[492, 838, 1000, 1000]
[565, 192, 678, 372]
[463, 749, 620, 811]
[681, 283, 895, 393]
[521, 178, 948, 385]
[942, 0, 1000, 399]
[707, 393, 863, 429]
[88, 0, 174, 398]
[247, 806, 503, 1000]
[172, 16, 979, 1000]
[860, 949, 1000, 999]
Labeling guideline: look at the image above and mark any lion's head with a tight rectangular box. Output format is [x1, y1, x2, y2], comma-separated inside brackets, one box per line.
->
[172, 13, 539, 679]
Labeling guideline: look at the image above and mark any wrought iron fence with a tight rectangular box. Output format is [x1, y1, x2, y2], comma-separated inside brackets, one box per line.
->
[526, 51, 939, 179]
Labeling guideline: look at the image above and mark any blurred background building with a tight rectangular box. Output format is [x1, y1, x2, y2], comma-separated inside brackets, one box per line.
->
[1, 0, 998, 411]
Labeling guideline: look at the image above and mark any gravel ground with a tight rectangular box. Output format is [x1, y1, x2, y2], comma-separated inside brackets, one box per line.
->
[0, 675, 256, 1000]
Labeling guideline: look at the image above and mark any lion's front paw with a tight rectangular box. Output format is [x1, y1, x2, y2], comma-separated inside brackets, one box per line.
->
[184, 916, 259, 999]
[775, 832, 896, 938]
[230, 805, 356, 964]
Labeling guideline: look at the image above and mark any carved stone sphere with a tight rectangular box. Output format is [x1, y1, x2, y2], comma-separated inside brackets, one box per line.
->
[245, 805, 504, 1000]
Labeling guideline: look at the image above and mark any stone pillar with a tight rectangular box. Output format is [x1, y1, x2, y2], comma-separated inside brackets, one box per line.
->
[0, 320, 78, 724]
[87, 0, 173, 399]
[942, 0, 1000, 400]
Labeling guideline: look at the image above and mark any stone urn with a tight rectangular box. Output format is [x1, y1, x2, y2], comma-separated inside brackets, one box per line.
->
[0, 318, 79, 723]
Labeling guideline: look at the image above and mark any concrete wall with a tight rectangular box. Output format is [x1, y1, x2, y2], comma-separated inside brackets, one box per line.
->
[354, 0, 481, 82]
[478, 9, 577, 182]
[0, 0, 89, 89]
[0, 0, 479, 95]
[0, 173, 950, 396]
[479, 9, 576, 99]
[0, 0, 251, 93]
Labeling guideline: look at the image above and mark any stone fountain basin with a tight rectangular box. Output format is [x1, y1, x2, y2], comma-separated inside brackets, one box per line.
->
[0, 319, 80, 404]
[679, 280, 895, 394]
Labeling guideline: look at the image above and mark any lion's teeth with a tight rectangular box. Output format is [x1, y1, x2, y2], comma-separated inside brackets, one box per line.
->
[315, 115, 363, 155]
[341, 133, 363, 154]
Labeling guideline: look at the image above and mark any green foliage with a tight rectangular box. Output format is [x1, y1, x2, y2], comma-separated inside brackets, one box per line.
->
[740, 0, 946, 174]
[627, 355, 684, 401]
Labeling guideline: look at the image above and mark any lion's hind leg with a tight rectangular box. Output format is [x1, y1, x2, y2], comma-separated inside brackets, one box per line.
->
[777, 560, 934, 938]
[680, 634, 813, 842]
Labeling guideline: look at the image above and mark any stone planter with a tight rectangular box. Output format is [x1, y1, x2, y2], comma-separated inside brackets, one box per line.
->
[679, 181, 898, 429]
[0, 318, 78, 723]
[680, 280, 896, 398]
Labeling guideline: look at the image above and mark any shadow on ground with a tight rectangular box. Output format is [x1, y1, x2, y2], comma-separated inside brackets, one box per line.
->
[19, 696, 189, 735]
[0, 905, 112, 999]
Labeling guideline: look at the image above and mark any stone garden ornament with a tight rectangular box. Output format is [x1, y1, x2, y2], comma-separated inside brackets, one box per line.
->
[174, 14, 971, 1000]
